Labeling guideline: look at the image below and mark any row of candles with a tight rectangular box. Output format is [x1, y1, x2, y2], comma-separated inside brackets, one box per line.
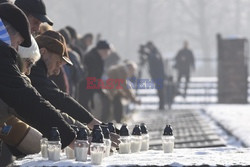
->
[40, 123, 175, 165]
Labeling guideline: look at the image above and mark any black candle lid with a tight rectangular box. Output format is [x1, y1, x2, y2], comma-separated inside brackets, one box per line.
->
[163, 125, 173, 136]
[101, 125, 110, 139]
[49, 127, 61, 141]
[120, 124, 129, 136]
[108, 122, 116, 133]
[132, 125, 142, 136]
[93, 124, 102, 132]
[91, 129, 104, 143]
[76, 127, 88, 140]
[140, 123, 148, 134]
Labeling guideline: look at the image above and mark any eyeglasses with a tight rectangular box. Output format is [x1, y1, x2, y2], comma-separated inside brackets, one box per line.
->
[24, 58, 35, 69]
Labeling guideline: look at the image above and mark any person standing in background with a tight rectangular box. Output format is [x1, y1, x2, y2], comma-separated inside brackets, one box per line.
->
[174, 41, 195, 98]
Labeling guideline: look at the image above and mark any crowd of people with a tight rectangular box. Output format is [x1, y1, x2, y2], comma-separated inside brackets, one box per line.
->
[0, 0, 196, 165]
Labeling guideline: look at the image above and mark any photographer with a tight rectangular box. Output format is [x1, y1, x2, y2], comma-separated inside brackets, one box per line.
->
[138, 42, 166, 110]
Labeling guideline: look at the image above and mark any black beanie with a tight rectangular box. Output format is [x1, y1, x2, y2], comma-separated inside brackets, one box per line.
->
[0, 3, 31, 47]
[58, 29, 71, 45]
[96, 40, 110, 50]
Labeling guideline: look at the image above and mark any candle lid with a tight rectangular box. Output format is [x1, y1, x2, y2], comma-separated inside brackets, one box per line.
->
[76, 127, 88, 140]
[93, 124, 102, 132]
[120, 124, 129, 136]
[163, 125, 173, 136]
[132, 125, 142, 136]
[91, 129, 104, 143]
[101, 125, 110, 139]
[140, 123, 148, 134]
[49, 127, 61, 141]
[108, 122, 116, 133]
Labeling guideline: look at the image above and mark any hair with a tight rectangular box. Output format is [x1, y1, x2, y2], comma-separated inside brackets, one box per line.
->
[2, 19, 18, 36]
[65, 26, 77, 40]
[39, 23, 53, 35]
[58, 29, 71, 45]
[82, 33, 93, 40]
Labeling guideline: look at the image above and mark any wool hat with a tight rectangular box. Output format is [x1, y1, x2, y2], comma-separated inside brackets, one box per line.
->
[96, 40, 110, 50]
[65, 26, 77, 40]
[58, 28, 71, 45]
[36, 30, 73, 66]
[18, 35, 41, 62]
[15, 0, 53, 26]
[0, 2, 31, 47]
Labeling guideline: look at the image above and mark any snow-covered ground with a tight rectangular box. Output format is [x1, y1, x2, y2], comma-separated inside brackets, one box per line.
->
[14, 147, 250, 167]
[204, 104, 250, 147]
[14, 104, 250, 166]
[132, 104, 250, 148]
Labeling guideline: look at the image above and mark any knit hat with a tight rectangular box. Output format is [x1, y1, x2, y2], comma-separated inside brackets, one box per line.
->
[97, 40, 110, 50]
[36, 30, 73, 66]
[0, 2, 31, 47]
[18, 35, 41, 62]
[15, 0, 53, 26]
[58, 28, 71, 45]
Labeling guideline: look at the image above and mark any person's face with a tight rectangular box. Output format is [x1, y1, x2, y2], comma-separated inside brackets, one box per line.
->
[11, 32, 24, 50]
[27, 15, 42, 36]
[98, 49, 110, 60]
[22, 58, 35, 75]
[41, 48, 66, 76]
[85, 37, 93, 46]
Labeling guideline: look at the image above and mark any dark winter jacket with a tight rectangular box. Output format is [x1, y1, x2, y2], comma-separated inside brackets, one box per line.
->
[174, 48, 195, 74]
[0, 40, 75, 148]
[63, 50, 84, 99]
[148, 48, 165, 79]
[29, 59, 94, 125]
[78, 48, 104, 109]
[84, 48, 104, 79]
[49, 67, 69, 93]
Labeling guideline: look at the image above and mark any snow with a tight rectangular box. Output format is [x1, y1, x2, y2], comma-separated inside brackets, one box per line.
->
[14, 104, 250, 166]
[14, 147, 250, 167]
[204, 104, 250, 147]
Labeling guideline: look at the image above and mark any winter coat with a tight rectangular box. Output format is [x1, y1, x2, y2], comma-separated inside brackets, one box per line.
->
[49, 67, 69, 93]
[63, 50, 84, 99]
[0, 40, 75, 149]
[0, 74, 86, 155]
[0, 74, 31, 125]
[29, 59, 94, 125]
[174, 48, 195, 75]
[78, 48, 104, 109]
[0, 99, 14, 125]
[0, 116, 42, 155]
[147, 48, 165, 79]
[107, 64, 137, 102]
[84, 48, 104, 79]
